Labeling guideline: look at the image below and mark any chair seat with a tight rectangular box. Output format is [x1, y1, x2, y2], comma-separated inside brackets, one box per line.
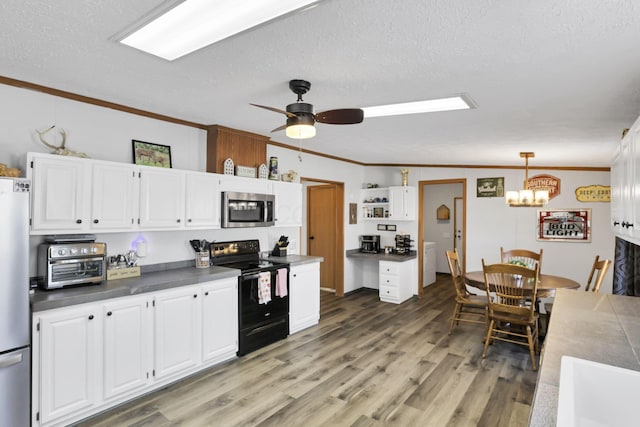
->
[457, 294, 486, 307]
[490, 311, 538, 326]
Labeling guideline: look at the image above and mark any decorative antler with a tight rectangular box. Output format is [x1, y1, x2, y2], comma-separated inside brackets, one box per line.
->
[36, 125, 67, 150]
[35, 126, 88, 158]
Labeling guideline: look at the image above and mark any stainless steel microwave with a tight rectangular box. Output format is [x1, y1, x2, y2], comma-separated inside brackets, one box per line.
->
[221, 192, 275, 228]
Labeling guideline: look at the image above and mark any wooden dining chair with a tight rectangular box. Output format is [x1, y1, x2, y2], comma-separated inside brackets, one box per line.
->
[481, 260, 540, 370]
[446, 249, 487, 335]
[545, 255, 612, 316]
[500, 247, 543, 273]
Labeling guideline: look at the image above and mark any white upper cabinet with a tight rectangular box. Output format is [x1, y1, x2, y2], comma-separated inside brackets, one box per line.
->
[185, 172, 220, 228]
[29, 154, 88, 232]
[138, 166, 185, 229]
[90, 161, 137, 231]
[389, 186, 416, 220]
[271, 181, 302, 227]
[612, 116, 640, 244]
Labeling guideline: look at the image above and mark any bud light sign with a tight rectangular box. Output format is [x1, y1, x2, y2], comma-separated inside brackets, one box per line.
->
[537, 209, 591, 242]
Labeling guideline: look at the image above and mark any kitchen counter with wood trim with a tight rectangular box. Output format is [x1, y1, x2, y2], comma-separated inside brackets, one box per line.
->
[529, 289, 640, 426]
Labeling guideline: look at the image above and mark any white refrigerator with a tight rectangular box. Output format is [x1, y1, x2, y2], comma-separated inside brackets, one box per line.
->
[0, 177, 30, 426]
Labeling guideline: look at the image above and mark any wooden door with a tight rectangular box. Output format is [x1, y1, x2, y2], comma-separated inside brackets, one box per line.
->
[307, 184, 340, 293]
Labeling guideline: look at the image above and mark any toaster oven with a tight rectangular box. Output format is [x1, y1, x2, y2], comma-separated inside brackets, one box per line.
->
[37, 242, 107, 289]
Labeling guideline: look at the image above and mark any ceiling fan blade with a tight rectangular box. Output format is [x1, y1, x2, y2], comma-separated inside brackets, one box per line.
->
[315, 108, 364, 125]
[271, 124, 287, 133]
[250, 103, 297, 118]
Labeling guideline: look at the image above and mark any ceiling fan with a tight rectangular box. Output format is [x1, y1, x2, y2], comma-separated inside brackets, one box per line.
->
[250, 79, 364, 139]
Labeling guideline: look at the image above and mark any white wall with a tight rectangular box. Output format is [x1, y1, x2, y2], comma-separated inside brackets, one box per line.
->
[3, 82, 614, 295]
[423, 183, 463, 273]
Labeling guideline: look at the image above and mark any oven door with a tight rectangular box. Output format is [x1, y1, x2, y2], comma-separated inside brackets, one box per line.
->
[221, 192, 274, 228]
[238, 269, 289, 355]
[46, 257, 105, 288]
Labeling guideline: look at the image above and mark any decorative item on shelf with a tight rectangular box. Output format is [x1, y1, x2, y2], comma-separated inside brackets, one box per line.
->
[36, 125, 89, 158]
[281, 169, 298, 182]
[268, 156, 278, 180]
[236, 165, 257, 178]
[132, 140, 171, 168]
[400, 168, 410, 186]
[0, 163, 21, 177]
[365, 183, 379, 188]
[258, 163, 268, 179]
[436, 204, 450, 220]
[223, 158, 235, 175]
[505, 152, 549, 207]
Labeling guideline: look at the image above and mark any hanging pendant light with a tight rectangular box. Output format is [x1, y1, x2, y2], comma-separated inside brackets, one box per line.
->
[505, 152, 549, 207]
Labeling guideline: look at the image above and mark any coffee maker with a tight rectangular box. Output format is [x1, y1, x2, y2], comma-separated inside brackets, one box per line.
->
[360, 235, 381, 254]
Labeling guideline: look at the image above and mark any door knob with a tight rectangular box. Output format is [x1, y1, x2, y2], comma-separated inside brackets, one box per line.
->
[309, 236, 315, 240]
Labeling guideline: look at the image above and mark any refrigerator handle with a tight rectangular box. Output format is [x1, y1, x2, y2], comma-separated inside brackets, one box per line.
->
[0, 352, 23, 369]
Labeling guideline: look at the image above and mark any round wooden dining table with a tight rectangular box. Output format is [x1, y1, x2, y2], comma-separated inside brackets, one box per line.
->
[464, 271, 580, 296]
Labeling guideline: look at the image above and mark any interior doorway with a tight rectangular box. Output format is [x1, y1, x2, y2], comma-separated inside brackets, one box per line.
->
[418, 179, 466, 297]
[304, 179, 345, 297]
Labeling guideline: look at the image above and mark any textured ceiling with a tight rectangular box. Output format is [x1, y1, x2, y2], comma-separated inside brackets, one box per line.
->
[1, 0, 639, 167]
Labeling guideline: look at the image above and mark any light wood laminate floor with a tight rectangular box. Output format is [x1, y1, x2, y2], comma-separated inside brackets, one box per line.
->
[78, 274, 538, 427]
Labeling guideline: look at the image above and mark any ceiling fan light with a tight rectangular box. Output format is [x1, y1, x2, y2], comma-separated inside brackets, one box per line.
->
[286, 124, 316, 139]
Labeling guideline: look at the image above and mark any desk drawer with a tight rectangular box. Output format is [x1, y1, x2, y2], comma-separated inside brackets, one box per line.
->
[379, 274, 399, 288]
[379, 262, 399, 276]
[380, 285, 399, 300]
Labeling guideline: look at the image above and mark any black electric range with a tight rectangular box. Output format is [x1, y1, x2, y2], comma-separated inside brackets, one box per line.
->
[210, 240, 289, 356]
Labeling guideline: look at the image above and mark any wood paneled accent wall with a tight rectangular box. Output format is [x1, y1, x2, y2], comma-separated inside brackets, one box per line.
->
[206, 125, 269, 173]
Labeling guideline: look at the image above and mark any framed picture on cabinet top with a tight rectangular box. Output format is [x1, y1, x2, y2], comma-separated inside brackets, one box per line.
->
[132, 140, 172, 168]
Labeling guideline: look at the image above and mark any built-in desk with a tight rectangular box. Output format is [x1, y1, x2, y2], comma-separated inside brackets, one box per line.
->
[346, 249, 417, 303]
[529, 290, 640, 426]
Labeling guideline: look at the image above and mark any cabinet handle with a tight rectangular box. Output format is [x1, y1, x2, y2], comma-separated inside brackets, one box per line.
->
[107, 311, 112, 316]
[93, 219, 99, 224]
[614, 221, 620, 226]
[88, 314, 94, 320]
[293, 274, 297, 277]
[177, 219, 181, 223]
[76, 219, 82, 224]
[193, 294, 197, 298]
[188, 218, 192, 223]
[205, 291, 209, 296]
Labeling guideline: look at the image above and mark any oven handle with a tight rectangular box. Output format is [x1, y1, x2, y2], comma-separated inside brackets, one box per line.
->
[49, 257, 104, 265]
[242, 273, 262, 280]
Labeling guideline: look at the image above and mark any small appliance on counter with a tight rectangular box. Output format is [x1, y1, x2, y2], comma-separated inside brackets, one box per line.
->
[394, 234, 414, 255]
[360, 235, 381, 254]
[271, 235, 289, 257]
[37, 234, 107, 289]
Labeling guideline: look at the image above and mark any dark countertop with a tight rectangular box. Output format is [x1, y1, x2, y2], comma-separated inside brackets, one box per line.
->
[345, 248, 417, 261]
[529, 290, 640, 426]
[31, 255, 324, 312]
[262, 254, 324, 266]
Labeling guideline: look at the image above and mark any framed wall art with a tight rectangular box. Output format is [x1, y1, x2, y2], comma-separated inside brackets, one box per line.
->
[477, 177, 504, 197]
[132, 140, 172, 168]
[537, 209, 591, 242]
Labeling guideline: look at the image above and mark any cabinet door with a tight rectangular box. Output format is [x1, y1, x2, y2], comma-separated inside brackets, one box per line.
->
[37, 305, 100, 425]
[290, 263, 320, 334]
[90, 162, 137, 230]
[103, 297, 151, 400]
[153, 287, 200, 380]
[138, 167, 185, 229]
[272, 181, 302, 227]
[185, 172, 220, 228]
[388, 186, 416, 220]
[201, 279, 238, 362]
[219, 175, 271, 194]
[30, 154, 88, 232]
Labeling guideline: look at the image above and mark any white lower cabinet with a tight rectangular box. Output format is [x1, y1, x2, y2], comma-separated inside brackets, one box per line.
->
[36, 305, 100, 425]
[379, 258, 417, 304]
[153, 287, 200, 380]
[32, 278, 239, 427]
[201, 278, 238, 362]
[103, 296, 152, 400]
[289, 262, 320, 334]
